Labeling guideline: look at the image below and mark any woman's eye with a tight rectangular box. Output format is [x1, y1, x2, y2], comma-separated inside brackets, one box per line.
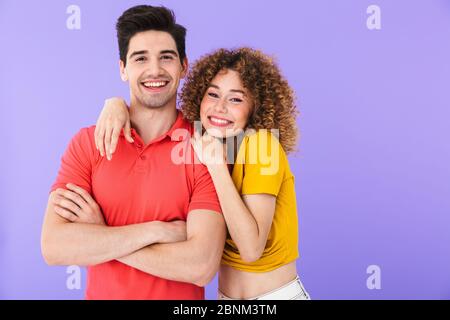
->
[208, 92, 219, 98]
[230, 98, 243, 103]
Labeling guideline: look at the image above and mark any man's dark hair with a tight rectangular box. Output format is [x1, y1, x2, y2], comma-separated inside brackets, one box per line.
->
[116, 5, 186, 66]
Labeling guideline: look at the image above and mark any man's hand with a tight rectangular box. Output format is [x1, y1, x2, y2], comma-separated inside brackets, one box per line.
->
[53, 183, 187, 243]
[53, 183, 106, 225]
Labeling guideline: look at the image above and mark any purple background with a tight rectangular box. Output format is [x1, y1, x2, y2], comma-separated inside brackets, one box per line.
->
[1, 0, 449, 299]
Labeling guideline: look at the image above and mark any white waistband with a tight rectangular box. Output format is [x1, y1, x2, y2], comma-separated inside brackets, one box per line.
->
[218, 275, 309, 300]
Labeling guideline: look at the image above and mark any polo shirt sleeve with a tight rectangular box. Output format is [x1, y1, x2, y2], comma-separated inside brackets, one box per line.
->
[241, 131, 286, 196]
[50, 127, 96, 194]
[188, 162, 223, 215]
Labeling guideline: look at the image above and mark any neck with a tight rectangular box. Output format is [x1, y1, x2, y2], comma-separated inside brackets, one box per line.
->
[129, 99, 178, 145]
[223, 135, 243, 165]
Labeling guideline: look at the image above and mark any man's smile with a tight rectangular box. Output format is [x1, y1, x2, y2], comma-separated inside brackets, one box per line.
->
[141, 80, 170, 92]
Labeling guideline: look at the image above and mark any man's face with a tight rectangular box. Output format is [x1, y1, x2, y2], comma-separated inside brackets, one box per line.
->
[120, 30, 187, 109]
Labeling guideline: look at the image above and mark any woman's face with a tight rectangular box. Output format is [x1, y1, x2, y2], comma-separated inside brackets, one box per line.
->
[200, 69, 253, 138]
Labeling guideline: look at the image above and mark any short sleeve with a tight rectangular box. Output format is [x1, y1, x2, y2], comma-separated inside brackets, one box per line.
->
[241, 130, 286, 196]
[188, 160, 222, 215]
[50, 127, 96, 194]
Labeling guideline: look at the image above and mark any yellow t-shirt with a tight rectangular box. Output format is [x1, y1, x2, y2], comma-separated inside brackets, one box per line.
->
[221, 129, 299, 272]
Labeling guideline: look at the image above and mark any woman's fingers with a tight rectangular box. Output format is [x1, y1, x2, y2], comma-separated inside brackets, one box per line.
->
[104, 121, 113, 160]
[96, 98, 133, 157]
[124, 120, 134, 144]
[109, 125, 121, 156]
[96, 123, 106, 157]
[193, 128, 202, 141]
[94, 125, 99, 152]
[190, 137, 204, 164]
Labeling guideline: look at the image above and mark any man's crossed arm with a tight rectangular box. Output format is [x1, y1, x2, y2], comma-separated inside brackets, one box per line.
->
[41, 185, 226, 287]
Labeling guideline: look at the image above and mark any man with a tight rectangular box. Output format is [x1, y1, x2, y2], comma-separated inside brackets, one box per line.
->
[41, 5, 226, 300]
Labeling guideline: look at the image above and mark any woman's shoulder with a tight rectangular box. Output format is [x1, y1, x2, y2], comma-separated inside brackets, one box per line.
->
[243, 129, 285, 155]
[238, 129, 289, 174]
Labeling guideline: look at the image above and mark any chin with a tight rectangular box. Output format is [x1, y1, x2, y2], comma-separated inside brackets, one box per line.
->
[141, 96, 172, 109]
[205, 127, 227, 138]
[206, 127, 242, 139]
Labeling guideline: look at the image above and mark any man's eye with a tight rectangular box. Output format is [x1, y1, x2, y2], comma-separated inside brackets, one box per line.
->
[135, 56, 146, 62]
[161, 55, 174, 60]
[208, 92, 219, 98]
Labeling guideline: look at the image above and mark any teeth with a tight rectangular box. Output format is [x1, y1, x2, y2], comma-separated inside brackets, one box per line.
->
[210, 117, 231, 124]
[143, 81, 166, 88]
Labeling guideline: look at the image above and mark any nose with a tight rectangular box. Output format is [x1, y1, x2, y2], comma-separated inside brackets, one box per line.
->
[213, 98, 227, 113]
[146, 57, 162, 78]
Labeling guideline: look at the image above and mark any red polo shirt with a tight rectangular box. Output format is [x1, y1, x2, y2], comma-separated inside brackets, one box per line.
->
[51, 111, 222, 300]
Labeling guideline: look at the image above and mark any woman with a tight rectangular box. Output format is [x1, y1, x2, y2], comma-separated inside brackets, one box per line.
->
[59, 47, 310, 300]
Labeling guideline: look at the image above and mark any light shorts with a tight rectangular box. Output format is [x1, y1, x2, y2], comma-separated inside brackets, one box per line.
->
[218, 275, 311, 300]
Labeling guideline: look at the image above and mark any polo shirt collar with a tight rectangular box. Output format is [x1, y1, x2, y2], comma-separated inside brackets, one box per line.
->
[165, 111, 190, 142]
[120, 110, 190, 143]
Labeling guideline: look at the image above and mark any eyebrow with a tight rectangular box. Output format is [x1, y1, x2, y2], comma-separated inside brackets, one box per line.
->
[209, 84, 246, 95]
[160, 50, 178, 57]
[128, 49, 179, 60]
[129, 50, 148, 60]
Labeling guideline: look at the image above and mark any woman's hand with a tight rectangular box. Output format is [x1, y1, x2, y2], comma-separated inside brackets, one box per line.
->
[94, 97, 133, 161]
[191, 132, 227, 168]
[53, 183, 106, 225]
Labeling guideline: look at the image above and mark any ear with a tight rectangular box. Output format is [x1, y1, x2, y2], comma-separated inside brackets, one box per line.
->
[181, 57, 188, 79]
[119, 60, 128, 82]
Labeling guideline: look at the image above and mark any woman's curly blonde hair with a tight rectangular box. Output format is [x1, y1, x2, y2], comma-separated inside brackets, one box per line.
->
[180, 47, 299, 154]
